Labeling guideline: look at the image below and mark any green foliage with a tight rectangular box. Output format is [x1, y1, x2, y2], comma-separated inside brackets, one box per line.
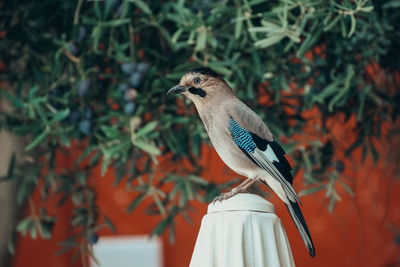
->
[0, 0, 399, 261]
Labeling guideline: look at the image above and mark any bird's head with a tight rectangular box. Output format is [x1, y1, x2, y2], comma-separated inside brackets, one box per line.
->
[167, 67, 233, 105]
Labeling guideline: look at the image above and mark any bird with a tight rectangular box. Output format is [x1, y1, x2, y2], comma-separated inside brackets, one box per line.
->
[167, 66, 315, 257]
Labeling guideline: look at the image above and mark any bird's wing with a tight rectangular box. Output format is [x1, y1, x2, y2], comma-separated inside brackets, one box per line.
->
[225, 99, 275, 142]
[226, 99, 300, 203]
[221, 99, 315, 256]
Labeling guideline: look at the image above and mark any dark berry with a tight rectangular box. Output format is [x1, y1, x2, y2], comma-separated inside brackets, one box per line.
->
[200, 0, 212, 16]
[190, 7, 199, 13]
[129, 72, 142, 88]
[111, 0, 121, 10]
[314, 87, 323, 93]
[77, 79, 91, 96]
[76, 26, 86, 43]
[124, 102, 136, 115]
[50, 87, 64, 97]
[85, 108, 94, 119]
[69, 109, 81, 123]
[137, 62, 150, 74]
[48, 87, 65, 109]
[118, 83, 129, 92]
[124, 89, 137, 101]
[67, 43, 79, 56]
[88, 233, 99, 244]
[97, 80, 106, 90]
[309, 154, 316, 165]
[116, 4, 124, 17]
[40, 219, 55, 232]
[336, 160, 345, 173]
[121, 63, 137, 75]
[79, 120, 91, 134]
[395, 235, 400, 245]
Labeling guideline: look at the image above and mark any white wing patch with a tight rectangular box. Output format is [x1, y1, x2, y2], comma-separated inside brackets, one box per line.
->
[264, 144, 279, 162]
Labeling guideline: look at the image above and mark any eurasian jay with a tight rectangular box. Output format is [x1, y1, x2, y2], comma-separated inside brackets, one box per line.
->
[168, 67, 315, 257]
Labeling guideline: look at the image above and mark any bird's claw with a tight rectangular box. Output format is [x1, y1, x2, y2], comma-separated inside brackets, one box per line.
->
[212, 189, 239, 204]
[212, 195, 225, 204]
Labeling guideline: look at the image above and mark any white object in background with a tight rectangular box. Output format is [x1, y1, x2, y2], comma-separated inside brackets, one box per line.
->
[90, 235, 163, 267]
[189, 193, 295, 267]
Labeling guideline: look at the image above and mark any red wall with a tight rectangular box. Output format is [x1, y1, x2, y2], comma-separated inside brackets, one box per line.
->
[12, 105, 400, 267]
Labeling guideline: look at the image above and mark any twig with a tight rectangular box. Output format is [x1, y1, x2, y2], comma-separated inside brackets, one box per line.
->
[48, 72, 69, 91]
[63, 50, 85, 77]
[63, 50, 81, 64]
[80, 242, 88, 267]
[335, 5, 362, 16]
[28, 198, 38, 219]
[74, 0, 84, 25]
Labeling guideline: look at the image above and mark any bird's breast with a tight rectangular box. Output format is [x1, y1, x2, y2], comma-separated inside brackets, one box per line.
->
[206, 124, 258, 178]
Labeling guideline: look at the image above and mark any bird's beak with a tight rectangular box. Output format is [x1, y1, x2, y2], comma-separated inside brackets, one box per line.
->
[167, 85, 188, 95]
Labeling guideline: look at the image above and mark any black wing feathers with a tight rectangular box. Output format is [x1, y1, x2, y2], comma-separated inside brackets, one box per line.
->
[230, 123, 315, 257]
[250, 133, 293, 185]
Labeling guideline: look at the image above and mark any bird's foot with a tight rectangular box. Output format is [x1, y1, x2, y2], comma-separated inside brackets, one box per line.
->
[212, 188, 240, 204]
[212, 178, 259, 204]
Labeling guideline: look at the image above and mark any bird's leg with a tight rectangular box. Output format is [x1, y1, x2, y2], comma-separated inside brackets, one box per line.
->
[213, 178, 259, 203]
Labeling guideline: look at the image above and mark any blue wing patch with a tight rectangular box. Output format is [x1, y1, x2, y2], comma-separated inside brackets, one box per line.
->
[228, 118, 256, 153]
[228, 118, 294, 185]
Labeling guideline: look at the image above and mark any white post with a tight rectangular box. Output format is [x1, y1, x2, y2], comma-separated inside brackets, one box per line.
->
[189, 193, 295, 267]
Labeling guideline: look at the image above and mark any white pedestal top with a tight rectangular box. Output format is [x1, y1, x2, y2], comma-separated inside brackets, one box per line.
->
[208, 193, 275, 214]
[190, 193, 295, 267]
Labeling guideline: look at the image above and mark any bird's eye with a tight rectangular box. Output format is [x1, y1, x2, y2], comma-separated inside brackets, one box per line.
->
[193, 77, 201, 84]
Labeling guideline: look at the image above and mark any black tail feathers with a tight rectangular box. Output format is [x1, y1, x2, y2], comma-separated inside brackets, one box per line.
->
[285, 201, 315, 257]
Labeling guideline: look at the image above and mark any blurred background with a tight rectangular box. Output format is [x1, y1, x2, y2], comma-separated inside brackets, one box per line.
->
[0, 0, 400, 266]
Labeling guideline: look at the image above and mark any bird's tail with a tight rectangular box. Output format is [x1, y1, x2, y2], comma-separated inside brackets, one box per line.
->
[285, 201, 315, 257]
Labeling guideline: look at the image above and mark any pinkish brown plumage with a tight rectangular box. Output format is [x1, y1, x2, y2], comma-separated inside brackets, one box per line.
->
[168, 67, 315, 257]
